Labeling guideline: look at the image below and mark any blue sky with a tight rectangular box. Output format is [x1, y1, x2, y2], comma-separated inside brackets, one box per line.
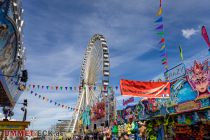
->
[3, 0, 209, 130]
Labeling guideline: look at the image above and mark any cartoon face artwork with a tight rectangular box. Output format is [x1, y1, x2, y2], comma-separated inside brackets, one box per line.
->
[187, 60, 210, 98]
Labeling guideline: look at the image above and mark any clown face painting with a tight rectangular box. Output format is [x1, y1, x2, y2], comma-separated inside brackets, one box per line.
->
[187, 60, 210, 99]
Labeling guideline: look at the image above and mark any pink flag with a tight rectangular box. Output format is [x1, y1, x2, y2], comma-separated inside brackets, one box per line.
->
[201, 26, 210, 48]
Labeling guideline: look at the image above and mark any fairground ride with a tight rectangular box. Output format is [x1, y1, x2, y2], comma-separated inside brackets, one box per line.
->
[0, 0, 27, 109]
[68, 34, 115, 133]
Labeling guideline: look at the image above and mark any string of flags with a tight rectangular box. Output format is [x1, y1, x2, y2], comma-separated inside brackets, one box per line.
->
[25, 84, 119, 92]
[155, 0, 169, 78]
[28, 90, 82, 112]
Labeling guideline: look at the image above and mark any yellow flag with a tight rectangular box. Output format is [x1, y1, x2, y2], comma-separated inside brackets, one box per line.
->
[157, 7, 162, 16]
[160, 45, 165, 50]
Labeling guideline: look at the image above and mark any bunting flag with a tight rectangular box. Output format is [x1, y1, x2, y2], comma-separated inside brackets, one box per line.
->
[159, 38, 165, 44]
[157, 7, 162, 16]
[156, 24, 163, 30]
[155, 17, 163, 23]
[179, 45, 184, 61]
[155, 0, 169, 79]
[201, 25, 210, 48]
[25, 84, 118, 92]
[157, 32, 164, 36]
[160, 45, 165, 50]
[28, 90, 83, 112]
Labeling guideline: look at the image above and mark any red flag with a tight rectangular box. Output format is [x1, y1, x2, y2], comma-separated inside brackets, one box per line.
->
[159, 38, 165, 44]
[201, 26, 210, 48]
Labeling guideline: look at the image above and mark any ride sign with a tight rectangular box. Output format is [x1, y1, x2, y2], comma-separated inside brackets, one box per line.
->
[164, 63, 186, 82]
[175, 101, 201, 113]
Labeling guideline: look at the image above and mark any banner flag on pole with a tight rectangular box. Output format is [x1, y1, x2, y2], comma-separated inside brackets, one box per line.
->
[179, 45, 184, 61]
[156, 24, 163, 30]
[201, 25, 210, 48]
[155, 17, 163, 23]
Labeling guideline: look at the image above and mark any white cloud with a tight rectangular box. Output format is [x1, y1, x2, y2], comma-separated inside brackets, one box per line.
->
[181, 28, 199, 39]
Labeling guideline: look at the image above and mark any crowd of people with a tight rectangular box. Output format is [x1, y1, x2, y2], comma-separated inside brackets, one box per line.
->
[73, 120, 147, 140]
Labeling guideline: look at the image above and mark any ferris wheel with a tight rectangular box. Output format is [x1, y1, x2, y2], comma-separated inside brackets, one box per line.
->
[69, 34, 110, 133]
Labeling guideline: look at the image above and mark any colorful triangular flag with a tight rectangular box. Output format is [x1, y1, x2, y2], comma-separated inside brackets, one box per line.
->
[160, 52, 167, 57]
[161, 57, 167, 62]
[159, 38, 165, 44]
[162, 61, 167, 65]
[155, 17, 163, 23]
[160, 45, 165, 50]
[155, 24, 163, 30]
[157, 7, 163, 16]
[157, 32, 164, 36]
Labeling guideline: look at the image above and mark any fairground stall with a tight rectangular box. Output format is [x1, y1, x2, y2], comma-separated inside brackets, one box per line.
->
[117, 59, 210, 140]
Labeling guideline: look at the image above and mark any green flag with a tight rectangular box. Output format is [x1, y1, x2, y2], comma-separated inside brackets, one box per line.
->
[179, 45, 184, 61]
